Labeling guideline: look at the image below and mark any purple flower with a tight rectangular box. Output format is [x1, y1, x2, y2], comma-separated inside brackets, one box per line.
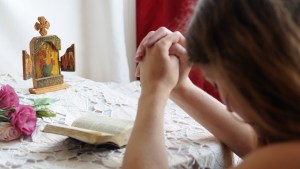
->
[10, 105, 37, 136]
[0, 85, 19, 109]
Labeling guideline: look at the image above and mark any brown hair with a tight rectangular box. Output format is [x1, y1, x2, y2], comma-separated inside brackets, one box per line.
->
[186, 0, 300, 145]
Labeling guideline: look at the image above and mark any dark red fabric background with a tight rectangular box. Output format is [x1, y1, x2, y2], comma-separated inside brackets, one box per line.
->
[136, 0, 220, 100]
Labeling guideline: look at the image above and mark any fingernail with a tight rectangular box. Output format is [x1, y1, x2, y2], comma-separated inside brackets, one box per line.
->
[136, 55, 143, 62]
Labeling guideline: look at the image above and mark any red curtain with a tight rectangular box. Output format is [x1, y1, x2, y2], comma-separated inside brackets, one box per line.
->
[136, 0, 220, 101]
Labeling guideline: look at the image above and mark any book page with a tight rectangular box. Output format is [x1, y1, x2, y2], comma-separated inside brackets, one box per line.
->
[43, 113, 134, 146]
[71, 113, 133, 135]
[43, 123, 112, 145]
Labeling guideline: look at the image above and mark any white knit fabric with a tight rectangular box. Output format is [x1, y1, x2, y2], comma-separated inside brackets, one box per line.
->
[0, 74, 232, 169]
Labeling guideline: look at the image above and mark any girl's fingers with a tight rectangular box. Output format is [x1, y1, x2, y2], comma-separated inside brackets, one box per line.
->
[155, 31, 185, 53]
[135, 31, 155, 61]
[135, 27, 174, 62]
[172, 31, 186, 48]
[169, 43, 188, 63]
[145, 27, 172, 47]
[135, 63, 141, 77]
[135, 29, 186, 79]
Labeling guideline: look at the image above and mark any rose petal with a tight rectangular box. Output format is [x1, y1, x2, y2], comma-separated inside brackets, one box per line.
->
[0, 85, 19, 109]
[10, 105, 37, 136]
[0, 122, 22, 141]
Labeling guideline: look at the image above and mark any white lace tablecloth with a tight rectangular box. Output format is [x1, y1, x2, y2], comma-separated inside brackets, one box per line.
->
[0, 74, 233, 169]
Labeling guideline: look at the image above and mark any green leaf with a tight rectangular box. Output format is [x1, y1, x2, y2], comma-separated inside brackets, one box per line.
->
[36, 108, 56, 118]
[0, 115, 10, 122]
[33, 98, 58, 107]
[0, 109, 7, 115]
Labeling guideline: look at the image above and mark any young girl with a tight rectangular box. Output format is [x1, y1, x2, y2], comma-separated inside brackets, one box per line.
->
[123, 0, 300, 168]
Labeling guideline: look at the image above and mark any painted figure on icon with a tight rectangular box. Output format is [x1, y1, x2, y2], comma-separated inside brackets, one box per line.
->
[35, 43, 60, 78]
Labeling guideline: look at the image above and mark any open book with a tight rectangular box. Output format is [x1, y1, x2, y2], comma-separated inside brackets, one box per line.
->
[42, 113, 134, 148]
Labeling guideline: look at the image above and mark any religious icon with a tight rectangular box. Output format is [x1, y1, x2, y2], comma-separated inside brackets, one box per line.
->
[61, 44, 75, 71]
[22, 16, 75, 94]
[22, 50, 33, 80]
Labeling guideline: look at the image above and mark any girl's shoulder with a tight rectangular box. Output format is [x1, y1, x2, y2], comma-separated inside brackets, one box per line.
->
[234, 140, 300, 169]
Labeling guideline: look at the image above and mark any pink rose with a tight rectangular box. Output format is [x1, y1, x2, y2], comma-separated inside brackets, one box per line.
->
[0, 122, 22, 141]
[10, 105, 37, 136]
[0, 85, 19, 109]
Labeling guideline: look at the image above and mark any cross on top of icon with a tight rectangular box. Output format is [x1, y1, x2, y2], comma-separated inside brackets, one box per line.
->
[34, 16, 50, 36]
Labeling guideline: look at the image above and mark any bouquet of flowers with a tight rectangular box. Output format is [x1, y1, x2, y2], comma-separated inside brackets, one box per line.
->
[0, 84, 56, 141]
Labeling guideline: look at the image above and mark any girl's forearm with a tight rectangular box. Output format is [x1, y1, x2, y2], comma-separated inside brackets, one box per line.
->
[171, 80, 256, 157]
[123, 90, 169, 169]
